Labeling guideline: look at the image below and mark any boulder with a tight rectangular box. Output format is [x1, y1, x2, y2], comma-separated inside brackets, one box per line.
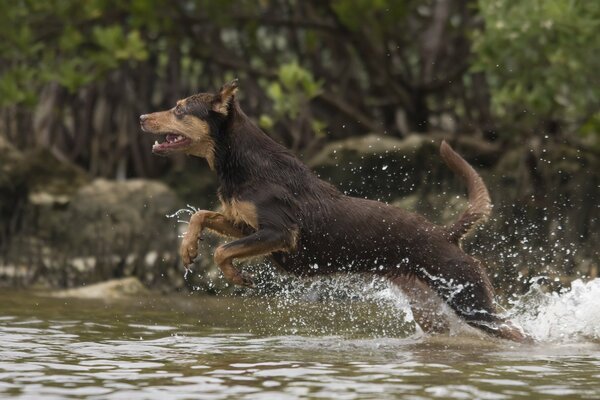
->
[60, 178, 181, 288]
[0, 161, 184, 289]
[26, 148, 89, 204]
[308, 134, 437, 201]
[308, 133, 500, 202]
[1, 140, 90, 274]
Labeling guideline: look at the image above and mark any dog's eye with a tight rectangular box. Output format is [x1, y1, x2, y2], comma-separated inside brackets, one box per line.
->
[174, 106, 184, 117]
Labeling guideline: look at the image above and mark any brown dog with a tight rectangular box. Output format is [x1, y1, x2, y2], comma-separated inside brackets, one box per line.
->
[140, 80, 528, 342]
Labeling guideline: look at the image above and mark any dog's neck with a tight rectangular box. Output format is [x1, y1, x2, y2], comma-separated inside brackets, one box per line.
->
[212, 101, 284, 199]
[211, 101, 340, 203]
[213, 101, 341, 206]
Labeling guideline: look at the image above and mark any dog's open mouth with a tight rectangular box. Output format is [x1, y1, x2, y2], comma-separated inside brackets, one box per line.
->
[152, 133, 192, 154]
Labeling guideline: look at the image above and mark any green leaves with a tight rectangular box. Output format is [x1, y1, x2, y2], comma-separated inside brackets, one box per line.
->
[260, 61, 325, 142]
[266, 61, 323, 119]
[1, 0, 597, 143]
[0, 1, 150, 103]
[332, 0, 409, 32]
[0, 68, 38, 107]
[93, 27, 148, 63]
[473, 0, 600, 134]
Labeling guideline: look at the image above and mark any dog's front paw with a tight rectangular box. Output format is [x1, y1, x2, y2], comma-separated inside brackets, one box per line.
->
[180, 235, 199, 266]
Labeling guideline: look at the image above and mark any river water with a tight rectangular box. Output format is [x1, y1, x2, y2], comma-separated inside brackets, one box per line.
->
[1, 277, 599, 399]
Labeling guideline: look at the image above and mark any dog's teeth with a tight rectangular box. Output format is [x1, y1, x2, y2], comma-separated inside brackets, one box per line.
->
[154, 141, 159, 146]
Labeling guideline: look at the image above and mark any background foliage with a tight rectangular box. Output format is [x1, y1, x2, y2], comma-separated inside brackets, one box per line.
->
[474, 0, 600, 137]
[2, 0, 598, 178]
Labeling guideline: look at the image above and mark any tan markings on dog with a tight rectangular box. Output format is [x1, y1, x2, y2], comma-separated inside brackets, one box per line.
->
[143, 109, 215, 168]
[173, 115, 214, 166]
[222, 200, 259, 229]
[214, 240, 287, 264]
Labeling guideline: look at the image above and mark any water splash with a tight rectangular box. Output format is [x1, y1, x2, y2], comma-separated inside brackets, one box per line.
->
[508, 278, 600, 342]
[242, 267, 417, 337]
[166, 205, 199, 235]
[164, 206, 599, 343]
[248, 267, 600, 343]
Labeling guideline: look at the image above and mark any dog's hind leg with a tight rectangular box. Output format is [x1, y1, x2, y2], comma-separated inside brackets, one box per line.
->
[213, 228, 296, 287]
[419, 260, 530, 342]
[391, 275, 449, 334]
[181, 211, 251, 266]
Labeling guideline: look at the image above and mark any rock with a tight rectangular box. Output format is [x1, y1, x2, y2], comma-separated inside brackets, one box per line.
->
[26, 148, 89, 202]
[308, 133, 500, 202]
[51, 277, 149, 299]
[308, 134, 439, 201]
[308, 133, 428, 168]
[1, 141, 90, 282]
[307, 133, 495, 223]
[3, 130, 598, 293]
[62, 179, 181, 287]
[1, 171, 183, 290]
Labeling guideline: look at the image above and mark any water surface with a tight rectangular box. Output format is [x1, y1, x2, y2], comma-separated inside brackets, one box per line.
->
[1, 279, 599, 399]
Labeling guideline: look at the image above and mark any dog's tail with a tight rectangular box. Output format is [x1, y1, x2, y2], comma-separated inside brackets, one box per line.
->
[440, 140, 492, 244]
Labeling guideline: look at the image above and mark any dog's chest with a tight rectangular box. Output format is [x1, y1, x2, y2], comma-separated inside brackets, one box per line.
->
[221, 199, 259, 229]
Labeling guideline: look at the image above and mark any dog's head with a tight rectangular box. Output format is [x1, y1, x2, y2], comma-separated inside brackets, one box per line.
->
[139, 79, 238, 165]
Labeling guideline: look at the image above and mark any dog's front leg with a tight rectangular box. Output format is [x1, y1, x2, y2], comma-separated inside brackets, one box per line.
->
[213, 228, 294, 287]
[180, 211, 250, 266]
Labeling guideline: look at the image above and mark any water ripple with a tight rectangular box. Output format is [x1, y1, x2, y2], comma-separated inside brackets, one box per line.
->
[0, 285, 599, 399]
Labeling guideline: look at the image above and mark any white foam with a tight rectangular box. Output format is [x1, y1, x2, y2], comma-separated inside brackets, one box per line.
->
[509, 278, 600, 342]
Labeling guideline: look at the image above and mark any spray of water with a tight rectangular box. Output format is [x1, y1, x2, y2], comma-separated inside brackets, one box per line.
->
[240, 266, 416, 337]
[245, 266, 600, 342]
[166, 206, 599, 343]
[167, 205, 200, 280]
[507, 278, 600, 342]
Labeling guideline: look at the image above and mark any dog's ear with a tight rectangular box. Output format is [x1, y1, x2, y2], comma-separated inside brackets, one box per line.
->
[212, 79, 239, 115]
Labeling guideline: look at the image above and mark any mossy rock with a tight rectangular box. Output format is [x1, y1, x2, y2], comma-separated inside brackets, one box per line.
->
[26, 148, 90, 205]
[308, 134, 440, 201]
[63, 179, 181, 287]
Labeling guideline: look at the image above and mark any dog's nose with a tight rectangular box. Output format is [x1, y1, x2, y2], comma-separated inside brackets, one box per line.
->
[139, 114, 149, 124]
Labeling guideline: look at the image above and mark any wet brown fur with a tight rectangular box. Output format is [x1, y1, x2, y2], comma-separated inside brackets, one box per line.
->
[140, 81, 529, 342]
